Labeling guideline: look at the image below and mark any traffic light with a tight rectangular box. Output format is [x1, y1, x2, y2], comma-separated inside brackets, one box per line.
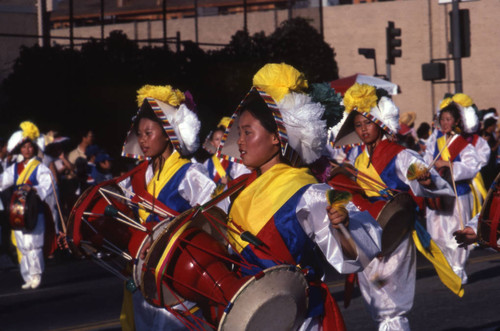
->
[386, 21, 402, 65]
[449, 9, 470, 58]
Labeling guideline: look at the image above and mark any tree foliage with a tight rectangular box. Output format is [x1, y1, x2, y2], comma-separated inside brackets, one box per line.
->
[0, 18, 338, 162]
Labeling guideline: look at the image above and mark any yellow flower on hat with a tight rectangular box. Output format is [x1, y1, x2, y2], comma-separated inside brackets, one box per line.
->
[452, 93, 473, 107]
[253, 63, 308, 102]
[439, 97, 453, 110]
[20, 121, 40, 141]
[343, 83, 378, 113]
[136, 84, 185, 107]
[218, 117, 231, 129]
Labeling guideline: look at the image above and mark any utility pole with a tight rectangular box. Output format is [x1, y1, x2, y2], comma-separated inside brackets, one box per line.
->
[163, 0, 167, 49]
[451, 0, 463, 92]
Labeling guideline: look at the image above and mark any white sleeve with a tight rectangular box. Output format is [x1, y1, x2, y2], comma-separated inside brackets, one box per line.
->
[0, 163, 15, 191]
[229, 162, 251, 180]
[452, 143, 481, 181]
[34, 163, 54, 202]
[296, 183, 382, 274]
[423, 130, 438, 164]
[474, 136, 491, 168]
[179, 163, 217, 206]
[395, 149, 454, 197]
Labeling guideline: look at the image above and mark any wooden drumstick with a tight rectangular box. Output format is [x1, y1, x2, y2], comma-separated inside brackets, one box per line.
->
[447, 160, 465, 230]
[48, 173, 67, 234]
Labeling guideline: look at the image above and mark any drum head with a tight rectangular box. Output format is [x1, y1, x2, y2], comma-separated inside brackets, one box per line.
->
[9, 189, 39, 231]
[218, 265, 309, 331]
[141, 206, 228, 307]
[377, 193, 416, 256]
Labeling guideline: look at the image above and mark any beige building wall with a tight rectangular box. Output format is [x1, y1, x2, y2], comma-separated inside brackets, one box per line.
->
[50, 0, 500, 127]
[0, 1, 38, 83]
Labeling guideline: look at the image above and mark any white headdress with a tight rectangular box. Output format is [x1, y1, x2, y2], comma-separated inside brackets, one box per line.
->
[122, 85, 200, 159]
[333, 83, 399, 147]
[217, 63, 327, 166]
[438, 93, 479, 134]
[7, 121, 45, 154]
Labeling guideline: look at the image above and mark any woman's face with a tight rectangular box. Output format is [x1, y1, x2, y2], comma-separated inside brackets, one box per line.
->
[136, 118, 169, 158]
[20, 141, 36, 160]
[237, 110, 280, 170]
[354, 114, 382, 145]
[210, 130, 224, 149]
[439, 111, 458, 134]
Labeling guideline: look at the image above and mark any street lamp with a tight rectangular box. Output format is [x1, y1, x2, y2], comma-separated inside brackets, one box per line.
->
[358, 48, 381, 77]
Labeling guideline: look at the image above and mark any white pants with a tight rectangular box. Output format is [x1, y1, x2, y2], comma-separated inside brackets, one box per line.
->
[14, 212, 45, 283]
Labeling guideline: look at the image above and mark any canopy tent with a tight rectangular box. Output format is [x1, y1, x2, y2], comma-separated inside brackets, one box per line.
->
[330, 74, 399, 96]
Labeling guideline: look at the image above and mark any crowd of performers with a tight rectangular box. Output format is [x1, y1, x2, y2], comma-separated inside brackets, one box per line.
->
[0, 62, 498, 331]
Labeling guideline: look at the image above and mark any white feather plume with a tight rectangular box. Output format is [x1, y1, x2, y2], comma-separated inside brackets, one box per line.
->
[278, 92, 327, 164]
[173, 103, 201, 154]
[376, 96, 400, 134]
[460, 105, 479, 134]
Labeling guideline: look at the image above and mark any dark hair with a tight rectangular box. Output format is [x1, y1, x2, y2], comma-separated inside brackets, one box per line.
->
[0, 138, 5, 149]
[208, 126, 226, 141]
[78, 128, 94, 139]
[484, 117, 497, 129]
[439, 103, 463, 131]
[239, 90, 278, 134]
[416, 122, 431, 139]
[133, 105, 168, 137]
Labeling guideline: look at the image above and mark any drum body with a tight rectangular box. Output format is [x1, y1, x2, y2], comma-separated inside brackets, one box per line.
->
[9, 188, 39, 231]
[328, 167, 416, 256]
[477, 173, 500, 251]
[143, 208, 309, 330]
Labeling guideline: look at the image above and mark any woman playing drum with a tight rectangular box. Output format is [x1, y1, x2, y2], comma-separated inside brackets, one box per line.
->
[424, 95, 481, 284]
[0, 121, 56, 290]
[217, 64, 383, 330]
[329, 83, 454, 331]
[119, 85, 216, 330]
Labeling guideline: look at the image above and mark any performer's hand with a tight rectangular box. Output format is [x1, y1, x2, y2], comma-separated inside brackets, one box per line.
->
[140, 238, 152, 260]
[326, 205, 349, 229]
[434, 160, 449, 170]
[21, 184, 32, 192]
[57, 231, 69, 250]
[416, 171, 432, 187]
[453, 227, 477, 248]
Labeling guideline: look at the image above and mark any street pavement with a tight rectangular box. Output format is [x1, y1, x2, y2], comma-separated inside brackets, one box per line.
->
[0, 247, 499, 331]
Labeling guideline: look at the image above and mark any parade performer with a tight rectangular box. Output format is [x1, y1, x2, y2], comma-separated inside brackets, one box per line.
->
[202, 117, 250, 193]
[0, 121, 56, 289]
[217, 63, 383, 330]
[424, 94, 481, 284]
[119, 85, 216, 330]
[330, 83, 458, 331]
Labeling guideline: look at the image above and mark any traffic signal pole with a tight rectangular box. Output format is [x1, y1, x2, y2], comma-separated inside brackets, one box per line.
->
[451, 0, 463, 93]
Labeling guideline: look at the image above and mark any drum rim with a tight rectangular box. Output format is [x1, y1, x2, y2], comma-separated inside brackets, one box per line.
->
[218, 265, 309, 331]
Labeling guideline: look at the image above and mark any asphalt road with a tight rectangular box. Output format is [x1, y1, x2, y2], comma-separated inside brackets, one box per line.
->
[0, 247, 499, 331]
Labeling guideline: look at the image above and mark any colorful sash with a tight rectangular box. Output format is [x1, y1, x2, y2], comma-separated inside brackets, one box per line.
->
[435, 132, 472, 196]
[228, 164, 317, 253]
[15, 159, 41, 186]
[137, 151, 189, 222]
[208, 154, 233, 183]
[354, 140, 409, 199]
